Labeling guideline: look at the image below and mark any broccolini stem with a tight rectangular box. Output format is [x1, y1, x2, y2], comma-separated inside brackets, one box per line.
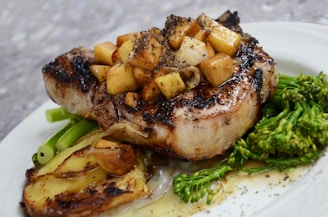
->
[277, 74, 300, 89]
[242, 151, 323, 174]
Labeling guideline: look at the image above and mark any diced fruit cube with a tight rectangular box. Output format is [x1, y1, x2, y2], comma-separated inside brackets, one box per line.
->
[155, 72, 186, 100]
[205, 42, 215, 57]
[141, 79, 162, 101]
[167, 17, 201, 50]
[118, 39, 134, 64]
[128, 33, 163, 71]
[208, 24, 241, 56]
[89, 65, 111, 82]
[133, 67, 152, 87]
[106, 64, 138, 95]
[124, 92, 139, 108]
[193, 29, 208, 42]
[199, 53, 234, 87]
[94, 42, 117, 65]
[116, 32, 138, 46]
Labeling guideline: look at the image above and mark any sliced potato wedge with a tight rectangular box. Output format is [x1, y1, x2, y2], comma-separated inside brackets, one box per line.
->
[35, 130, 106, 177]
[53, 145, 98, 176]
[23, 130, 150, 217]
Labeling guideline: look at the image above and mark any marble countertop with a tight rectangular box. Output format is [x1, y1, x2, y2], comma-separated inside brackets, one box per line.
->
[1, 0, 328, 141]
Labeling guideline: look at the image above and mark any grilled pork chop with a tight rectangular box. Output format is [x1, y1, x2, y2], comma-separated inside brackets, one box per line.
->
[42, 11, 277, 161]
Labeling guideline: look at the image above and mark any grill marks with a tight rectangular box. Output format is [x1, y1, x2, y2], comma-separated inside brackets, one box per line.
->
[42, 47, 98, 93]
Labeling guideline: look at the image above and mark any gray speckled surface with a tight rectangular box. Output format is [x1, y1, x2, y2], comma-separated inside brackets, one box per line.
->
[1, 0, 328, 141]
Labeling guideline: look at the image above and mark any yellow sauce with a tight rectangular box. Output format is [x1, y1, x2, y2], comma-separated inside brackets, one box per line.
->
[105, 162, 308, 217]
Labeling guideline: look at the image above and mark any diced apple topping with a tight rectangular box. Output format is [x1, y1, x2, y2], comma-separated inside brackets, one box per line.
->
[90, 13, 242, 101]
[106, 64, 138, 95]
[199, 53, 234, 87]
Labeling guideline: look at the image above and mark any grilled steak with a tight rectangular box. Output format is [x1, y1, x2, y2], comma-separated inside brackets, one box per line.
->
[42, 10, 277, 161]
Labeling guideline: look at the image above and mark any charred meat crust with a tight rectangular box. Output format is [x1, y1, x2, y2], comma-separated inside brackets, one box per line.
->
[42, 47, 99, 119]
[42, 47, 98, 93]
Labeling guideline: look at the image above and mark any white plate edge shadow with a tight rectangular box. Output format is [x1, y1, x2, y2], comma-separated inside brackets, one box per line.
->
[0, 22, 327, 217]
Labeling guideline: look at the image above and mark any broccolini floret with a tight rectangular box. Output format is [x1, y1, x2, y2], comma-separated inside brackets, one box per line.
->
[173, 71, 328, 204]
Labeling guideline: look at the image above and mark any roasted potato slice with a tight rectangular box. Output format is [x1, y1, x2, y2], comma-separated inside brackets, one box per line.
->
[53, 145, 98, 176]
[23, 165, 149, 217]
[24, 167, 107, 211]
[23, 131, 150, 217]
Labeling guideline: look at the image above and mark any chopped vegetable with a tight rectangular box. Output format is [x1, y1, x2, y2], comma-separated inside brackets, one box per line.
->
[175, 36, 208, 66]
[37, 120, 77, 165]
[199, 53, 233, 87]
[207, 24, 241, 56]
[106, 64, 139, 95]
[155, 71, 186, 100]
[90, 13, 242, 101]
[173, 71, 328, 204]
[93, 139, 137, 175]
[55, 119, 98, 151]
[173, 165, 232, 204]
[45, 107, 73, 123]
[94, 41, 117, 65]
[33, 108, 98, 166]
[89, 65, 111, 82]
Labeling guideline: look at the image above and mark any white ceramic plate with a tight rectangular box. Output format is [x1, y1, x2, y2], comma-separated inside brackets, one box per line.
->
[0, 22, 327, 217]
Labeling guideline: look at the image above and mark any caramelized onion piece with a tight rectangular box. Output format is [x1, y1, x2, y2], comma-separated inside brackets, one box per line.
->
[93, 139, 137, 175]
